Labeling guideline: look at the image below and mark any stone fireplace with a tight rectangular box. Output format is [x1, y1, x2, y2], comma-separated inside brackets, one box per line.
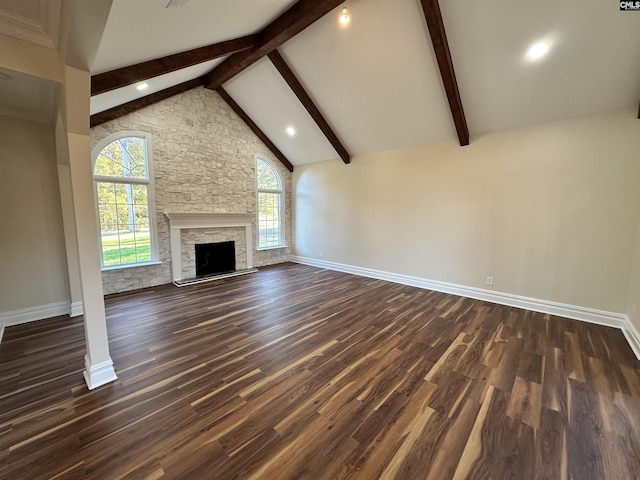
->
[164, 212, 255, 284]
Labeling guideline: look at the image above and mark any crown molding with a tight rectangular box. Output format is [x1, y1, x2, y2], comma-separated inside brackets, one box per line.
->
[0, 0, 61, 50]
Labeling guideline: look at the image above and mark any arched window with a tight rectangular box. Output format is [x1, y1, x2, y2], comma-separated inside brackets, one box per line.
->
[92, 132, 158, 268]
[257, 158, 284, 249]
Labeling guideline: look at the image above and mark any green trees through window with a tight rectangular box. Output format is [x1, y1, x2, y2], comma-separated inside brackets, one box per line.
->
[93, 133, 156, 267]
[257, 158, 283, 249]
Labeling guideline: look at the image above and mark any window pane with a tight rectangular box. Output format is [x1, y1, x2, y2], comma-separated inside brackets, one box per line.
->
[258, 191, 282, 248]
[94, 136, 148, 179]
[135, 237, 151, 262]
[135, 205, 149, 230]
[256, 159, 283, 248]
[97, 183, 149, 266]
[94, 134, 155, 267]
[102, 229, 121, 266]
[257, 159, 281, 190]
[132, 184, 147, 204]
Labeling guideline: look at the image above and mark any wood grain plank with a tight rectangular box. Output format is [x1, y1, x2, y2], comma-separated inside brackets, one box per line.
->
[567, 379, 606, 480]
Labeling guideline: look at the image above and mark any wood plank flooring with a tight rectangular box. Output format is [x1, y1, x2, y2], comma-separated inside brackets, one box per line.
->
[1, 263, 640, 479]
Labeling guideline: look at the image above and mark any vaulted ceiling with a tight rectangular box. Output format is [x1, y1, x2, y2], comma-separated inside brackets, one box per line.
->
[1, 0, 639, 168]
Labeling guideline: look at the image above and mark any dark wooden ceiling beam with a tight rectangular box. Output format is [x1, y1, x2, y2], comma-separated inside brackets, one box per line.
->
[204, 0, 344, 90]
[267, 50, 350, 164]
[91, 35, 258, 96]
[90, 77, 204, 128]
[420, 0, 469, 146]
[216, 87, 294, 172]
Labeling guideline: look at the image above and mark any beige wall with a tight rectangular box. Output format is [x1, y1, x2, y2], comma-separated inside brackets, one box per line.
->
[0, 116, 70, 312]
[627, 209, 640, 331]
[91, 87, 292, 294]
[294, 108, 640, 313]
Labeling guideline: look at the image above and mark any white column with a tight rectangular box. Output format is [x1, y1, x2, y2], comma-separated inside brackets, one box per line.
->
[63, 66, 116, 389]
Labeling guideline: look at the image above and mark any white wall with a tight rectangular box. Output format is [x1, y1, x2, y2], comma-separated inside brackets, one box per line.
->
[0, 116, 70, 314]
[294, 108, 640, 314]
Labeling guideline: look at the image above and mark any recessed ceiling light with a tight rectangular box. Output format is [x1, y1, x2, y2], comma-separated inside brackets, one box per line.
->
[527, 42, 549, 61]
[136, 83, 149, 91]
[286, 126, 296, 136]
[339, 5, 351, 24]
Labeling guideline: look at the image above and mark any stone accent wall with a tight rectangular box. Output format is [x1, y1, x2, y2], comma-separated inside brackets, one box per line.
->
[91, 87, 292, 295]
[180, 227, 246, 279]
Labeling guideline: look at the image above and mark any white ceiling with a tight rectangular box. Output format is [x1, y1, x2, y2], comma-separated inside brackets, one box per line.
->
[442, 0, 640, 135]
[1, 0, 639, 163]
[277, 0, 455, 156]
[91, 0, 298, 74]
[225, 57, 339, 165]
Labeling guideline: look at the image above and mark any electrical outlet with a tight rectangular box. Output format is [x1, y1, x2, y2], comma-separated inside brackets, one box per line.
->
[320, 251, 324, 258]
[486, 276, 493, 286]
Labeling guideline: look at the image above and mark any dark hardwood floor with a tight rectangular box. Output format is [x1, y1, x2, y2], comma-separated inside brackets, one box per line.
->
[1, 263, 640, 479]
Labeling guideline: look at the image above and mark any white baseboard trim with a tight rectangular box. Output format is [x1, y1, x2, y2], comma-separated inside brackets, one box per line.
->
[70, 301, 84, 317]
[0, 301, 71, 328]
[0, 301, 83, 344]
[291, 256, 637, 357]
[622, 316, 640, 360]
[83, 354, 117, 390]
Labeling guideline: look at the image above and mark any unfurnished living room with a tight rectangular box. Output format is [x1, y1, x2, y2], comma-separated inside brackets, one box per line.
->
[1, 0, 640, 478]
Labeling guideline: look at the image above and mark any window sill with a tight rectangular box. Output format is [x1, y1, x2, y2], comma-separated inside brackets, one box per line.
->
[101, 261, 162, 272]
[257, 245, 288, 251]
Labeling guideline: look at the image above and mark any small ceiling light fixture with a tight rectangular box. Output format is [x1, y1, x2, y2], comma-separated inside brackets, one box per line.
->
[527, 42, 549, 61]
[339, 5, 351, 24]
[166, 0, 190, 8]
[286, 126, 296, 136]
[136, 83, 149, 91]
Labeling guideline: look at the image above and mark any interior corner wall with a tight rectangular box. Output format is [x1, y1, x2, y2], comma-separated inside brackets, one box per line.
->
[90, 87, 292, 295]
[0, 115, 71, 316]
[626, 210, 640, 331]
[293, 107, 640, 314]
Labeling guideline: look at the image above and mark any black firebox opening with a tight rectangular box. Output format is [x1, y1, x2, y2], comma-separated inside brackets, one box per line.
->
[195, 241, 236, 277]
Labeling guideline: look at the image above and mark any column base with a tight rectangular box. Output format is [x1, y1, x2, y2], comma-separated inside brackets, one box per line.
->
[70, 301, 84, 317]
[83, 354, 117, 390]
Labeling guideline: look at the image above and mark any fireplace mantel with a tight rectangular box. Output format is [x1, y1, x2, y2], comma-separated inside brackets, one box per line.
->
[164, 212, 254, 282]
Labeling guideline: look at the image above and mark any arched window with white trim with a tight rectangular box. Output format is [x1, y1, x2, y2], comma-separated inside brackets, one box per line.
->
[92, 132, 158, 268]
[257, 158, 284, 249]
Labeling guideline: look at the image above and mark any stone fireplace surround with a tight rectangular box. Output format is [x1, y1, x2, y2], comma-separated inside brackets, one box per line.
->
[164, 212, 254, 283]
